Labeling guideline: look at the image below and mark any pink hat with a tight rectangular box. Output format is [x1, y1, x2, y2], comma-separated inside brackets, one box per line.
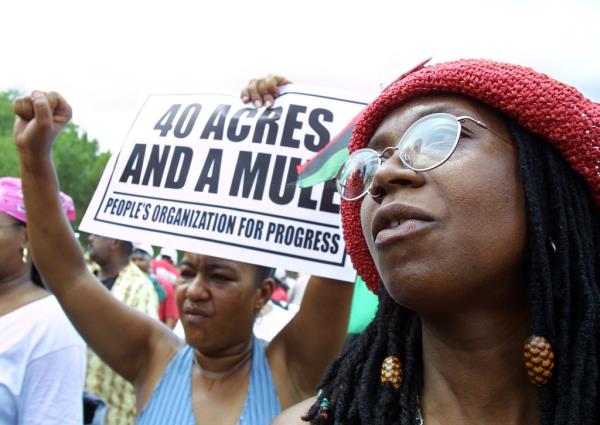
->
[341, 59, 600, 293]
[0, 177, 76, 223]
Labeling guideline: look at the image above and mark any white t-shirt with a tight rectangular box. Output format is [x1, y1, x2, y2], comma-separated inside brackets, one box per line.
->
[0, 295, 86, 424]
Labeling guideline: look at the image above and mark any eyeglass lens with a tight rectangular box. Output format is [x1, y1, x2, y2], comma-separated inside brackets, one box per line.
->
[336, 113, 461, 200]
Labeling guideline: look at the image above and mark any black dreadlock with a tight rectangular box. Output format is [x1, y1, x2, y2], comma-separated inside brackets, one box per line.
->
[253, 265, 275, 287]
[303, 122, 600, 424]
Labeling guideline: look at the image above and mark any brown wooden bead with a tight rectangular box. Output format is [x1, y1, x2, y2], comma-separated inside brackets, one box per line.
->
[380, 355, 403, 390]
[523, 335, 555, 387]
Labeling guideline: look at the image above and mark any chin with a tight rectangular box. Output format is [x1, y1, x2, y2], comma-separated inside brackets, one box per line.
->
[380, 266, 457, 314]
[383, 279, 425, 310]
[187, 338, 218, 355]
[183, 328, 211, 349]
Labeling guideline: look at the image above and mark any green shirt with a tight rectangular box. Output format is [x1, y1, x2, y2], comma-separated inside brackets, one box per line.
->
[347, 276, 379, 334]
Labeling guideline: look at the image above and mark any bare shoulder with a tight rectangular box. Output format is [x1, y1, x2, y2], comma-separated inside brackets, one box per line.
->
[271, 396, 315, 425]
[138, 327, 185, 409]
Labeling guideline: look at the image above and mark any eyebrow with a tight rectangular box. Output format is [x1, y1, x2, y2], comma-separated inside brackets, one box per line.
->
[180, 260, 196, 268]
[206, 263, 237, 274]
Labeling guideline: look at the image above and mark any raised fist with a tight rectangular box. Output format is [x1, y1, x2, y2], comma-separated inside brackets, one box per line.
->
[13, 91, 72, 157]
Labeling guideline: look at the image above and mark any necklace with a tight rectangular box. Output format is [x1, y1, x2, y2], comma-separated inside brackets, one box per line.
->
[192, 349, 252, 380]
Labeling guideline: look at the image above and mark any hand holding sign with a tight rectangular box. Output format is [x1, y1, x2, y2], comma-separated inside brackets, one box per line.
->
[13, 91, 72, 158]
[80, 85, 368, 281]
[241, 74, 292, 108]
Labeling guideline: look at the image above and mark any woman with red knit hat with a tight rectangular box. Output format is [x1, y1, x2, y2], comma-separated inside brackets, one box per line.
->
[249, 60, 600, 424]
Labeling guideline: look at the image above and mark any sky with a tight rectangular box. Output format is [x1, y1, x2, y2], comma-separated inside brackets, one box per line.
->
[2, 0, 599, 153]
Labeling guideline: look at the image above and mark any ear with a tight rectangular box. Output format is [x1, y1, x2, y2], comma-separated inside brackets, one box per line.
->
[16, 225, 28, 250]
[254, 277, 274, 312]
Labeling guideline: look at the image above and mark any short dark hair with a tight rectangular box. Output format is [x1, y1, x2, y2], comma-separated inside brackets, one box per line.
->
[131, 249, 151, 260]
[253, 265, 275, 286]
[120, 241, 134, 256]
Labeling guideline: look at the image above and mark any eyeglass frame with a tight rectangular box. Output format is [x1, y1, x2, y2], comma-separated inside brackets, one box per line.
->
[335, 113, 512, 201]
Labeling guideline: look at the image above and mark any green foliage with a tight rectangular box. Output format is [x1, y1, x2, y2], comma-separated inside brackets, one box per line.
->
[53, 125, 111, 229]
[0, 90, 110, 229]
[0, 90, 19, 137]
[0, 135, 19, 177]
[0, 91, 20, 177]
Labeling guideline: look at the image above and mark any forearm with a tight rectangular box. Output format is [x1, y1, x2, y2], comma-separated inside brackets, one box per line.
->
[19, 154, 168, 381]
[19, 153, 89, 295]
[19, 156, 118, 361]
[296, 276, 354, 357]
[12, 92, 172, 385]
[278, 276, 354, 390]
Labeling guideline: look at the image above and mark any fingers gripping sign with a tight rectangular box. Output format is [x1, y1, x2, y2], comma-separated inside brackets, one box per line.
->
[13, 91, 72, 156]
[240, 74, 292, 108]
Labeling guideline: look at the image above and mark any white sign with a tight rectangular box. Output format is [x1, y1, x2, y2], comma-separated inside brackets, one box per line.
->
[80, 85, 366, 281]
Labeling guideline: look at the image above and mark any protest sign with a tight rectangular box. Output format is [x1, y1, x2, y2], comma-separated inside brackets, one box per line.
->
[80, 85, 367, 281]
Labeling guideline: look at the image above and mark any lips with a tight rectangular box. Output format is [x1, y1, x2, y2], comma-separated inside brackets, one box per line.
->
[371, 202, 435, 245]
[182, 305, 212, 320]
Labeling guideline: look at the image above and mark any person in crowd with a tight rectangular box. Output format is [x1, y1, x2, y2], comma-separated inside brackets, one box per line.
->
[271, 269, 289, 304]
[250, 60, 600, 424]
[86, 233, 159, 424]
[0, 176, 86, 424]
[131, 244, 166, 301]
[131, 243, 179, 329]
[151, 246, 179, 285]
[12, 90, 353, 424]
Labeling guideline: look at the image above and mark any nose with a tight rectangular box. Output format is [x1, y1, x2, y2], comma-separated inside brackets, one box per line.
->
[369, 149, 425, 200]
[185, 275, 211, 301]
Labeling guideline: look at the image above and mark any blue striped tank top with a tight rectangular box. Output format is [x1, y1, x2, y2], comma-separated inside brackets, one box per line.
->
[137, 335, 281, 425]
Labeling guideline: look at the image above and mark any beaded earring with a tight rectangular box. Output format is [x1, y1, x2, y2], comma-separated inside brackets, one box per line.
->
[523, 335, 555, 387]
[380, 355, 403, 390]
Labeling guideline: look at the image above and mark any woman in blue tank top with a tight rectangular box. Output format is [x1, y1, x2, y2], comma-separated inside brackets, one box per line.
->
[135, 253, 353, 425]
[12, 92, 355, 424]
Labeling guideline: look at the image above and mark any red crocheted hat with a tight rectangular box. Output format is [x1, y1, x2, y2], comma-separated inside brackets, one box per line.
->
[341, 59, 600, 293]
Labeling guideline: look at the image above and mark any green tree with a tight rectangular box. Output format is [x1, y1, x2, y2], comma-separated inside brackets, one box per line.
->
[0, 91, 110, 230]
[0, 91, 20, 177]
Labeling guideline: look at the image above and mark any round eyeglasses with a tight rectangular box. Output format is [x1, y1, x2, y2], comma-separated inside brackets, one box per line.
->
[335, 112, 510, 201]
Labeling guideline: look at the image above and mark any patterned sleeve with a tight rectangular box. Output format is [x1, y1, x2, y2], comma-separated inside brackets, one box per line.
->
[124, 265, 160, 320]
[136, 277, 160, 320]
